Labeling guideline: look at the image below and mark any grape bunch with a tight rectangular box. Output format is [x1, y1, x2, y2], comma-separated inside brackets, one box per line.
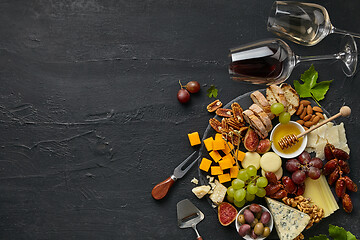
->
[286, 151, 323, 184]
[177, 80, 200, 103]
[270, 103, 291, 124]
[323, 143, 357, 213]
[226, 166, 268, 208]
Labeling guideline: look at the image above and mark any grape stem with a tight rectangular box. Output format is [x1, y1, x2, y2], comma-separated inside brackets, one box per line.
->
[178, 80, 185, 89]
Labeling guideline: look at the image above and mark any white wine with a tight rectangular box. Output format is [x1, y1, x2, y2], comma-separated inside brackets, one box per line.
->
[268, 2, 332, 46]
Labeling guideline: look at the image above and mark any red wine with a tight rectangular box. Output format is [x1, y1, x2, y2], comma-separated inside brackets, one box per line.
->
[229, 46, 284, 81]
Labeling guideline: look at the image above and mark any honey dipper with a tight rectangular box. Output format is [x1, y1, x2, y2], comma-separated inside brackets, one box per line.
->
[278, 106, 351, 149]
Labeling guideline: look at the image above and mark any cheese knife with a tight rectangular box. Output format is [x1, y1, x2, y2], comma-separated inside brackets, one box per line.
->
[151, 151, 200, 200]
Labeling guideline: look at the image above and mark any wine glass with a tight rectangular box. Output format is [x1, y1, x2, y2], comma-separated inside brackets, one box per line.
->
[267, 1, 360, 46]
[229, 36, 357, 84]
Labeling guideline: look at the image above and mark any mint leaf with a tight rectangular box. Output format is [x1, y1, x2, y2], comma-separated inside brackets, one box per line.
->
[309, 234, 329, 240]
[310, 80, 333, 101]
[329, 224, 347, 240]
[207, 85, 218, 98]
[293, 65, 332, 102]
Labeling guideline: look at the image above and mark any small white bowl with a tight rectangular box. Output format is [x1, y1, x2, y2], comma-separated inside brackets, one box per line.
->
[270, 121, 307, 159]
[235, 204, 273, 240]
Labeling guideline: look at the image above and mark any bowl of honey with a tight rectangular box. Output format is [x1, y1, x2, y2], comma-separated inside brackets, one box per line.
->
[270, 121, 307, 159]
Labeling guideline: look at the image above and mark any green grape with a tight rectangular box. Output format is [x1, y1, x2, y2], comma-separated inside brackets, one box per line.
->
[256, 176, 268, 188]
[227, 186, 235, 197]
[234, 199, 246, 208]
[232, 179, 245, 190]
[237, 169, 249, 181]
[271, 103, 284, 115]
[234, 189, 246, 202]
[247, 183, 258, 195]
[245, 191, 256, 202]
[246, 165, 257, 177]
[255, 187, 266, 198]
[227, 195, 234, 203]
[279, 111, 291, 124]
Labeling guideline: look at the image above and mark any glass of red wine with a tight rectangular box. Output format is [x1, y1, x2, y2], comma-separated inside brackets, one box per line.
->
[229, 36, 357, 85]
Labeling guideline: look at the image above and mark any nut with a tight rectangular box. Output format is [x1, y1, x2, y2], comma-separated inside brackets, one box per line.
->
[216, 108, 233, 117]
[313, 115, 320, 124]
[315, 112, 324, 119]
[303, 115, 311, 121]
[296, 120, 304, 125]
[300, 100, 311, 106]
[296, 104, 304, 115]
[207, 100, 222, 112]
[231, 102, 244, 123]
[313, 106, 323, 112]
[304, 121, 314, 128]
[306, 105, 313, 115]
[311, 115, 315, 121]
[227, 118, 242, 130]
[209, 118, 222, 132]
[300, 108, 307, 119]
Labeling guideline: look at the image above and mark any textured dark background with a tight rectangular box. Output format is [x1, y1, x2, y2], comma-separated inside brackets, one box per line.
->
[0, 0, 359, 239]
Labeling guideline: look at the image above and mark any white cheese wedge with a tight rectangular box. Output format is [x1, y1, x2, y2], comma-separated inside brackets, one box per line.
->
[266, 197, 310, 240]
[209, 180, 227, 205]
[192, 185, 211, 199]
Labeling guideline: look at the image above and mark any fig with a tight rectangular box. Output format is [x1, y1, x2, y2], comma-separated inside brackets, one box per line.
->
[256, 139, 271, 154]
[218, 202, 238, 226]
[244, 128, 259, 152]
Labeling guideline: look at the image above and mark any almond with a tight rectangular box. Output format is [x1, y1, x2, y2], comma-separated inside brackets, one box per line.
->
[304, 121, 314, 127]
[313, 116, 320, 124]
[300, 108, 307, 119]
[300, 100, 311, 106]
[303, 115, 312, 121]
[315, 112, 324, 119]
[313, 106, 323, 112]
[306, 105, 313, 115]
[296, 104, 304, 115]
[311, 115, 315, 121]
[296, 120, 305, 125]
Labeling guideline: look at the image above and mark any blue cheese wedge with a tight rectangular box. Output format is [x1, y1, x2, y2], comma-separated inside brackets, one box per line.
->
[266, 197, 310, 240]
[209, 180, 227, 205]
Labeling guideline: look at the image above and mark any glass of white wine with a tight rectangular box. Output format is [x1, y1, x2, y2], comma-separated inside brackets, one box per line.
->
[267, 1, 360, 46]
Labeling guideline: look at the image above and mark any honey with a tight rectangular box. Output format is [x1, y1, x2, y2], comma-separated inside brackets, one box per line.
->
[272, 122, 303, 154]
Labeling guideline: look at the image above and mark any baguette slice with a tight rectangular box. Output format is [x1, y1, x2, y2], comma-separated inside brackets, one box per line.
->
[280, 83, 300, 116]
[249, 104, 273, 132]
[250, 90, 275, 120]
[243, 109, 268, 139]
[266, 85, 288, 110]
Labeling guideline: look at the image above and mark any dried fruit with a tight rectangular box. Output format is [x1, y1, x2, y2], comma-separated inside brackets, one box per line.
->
[282, 176, 297, 194]
[207, 99, 222, 112]
[338, 160, 350, 174]
[270, 189, 287, 199]
[243, 128, 259, 152]
[324, 143, 335, 161]
[335, 178, 346, 198]
[323, 159, 337, 175]
[256, 139, 271, 154]
[343, 176, 358, 192]
[265, 184, 281, 196]
[265, 172, 278, 185]
[342, 194, 353, 213]
[333, 148, 350, 161]
[328, 168, 339, 186]
[218, 202, 238, 226]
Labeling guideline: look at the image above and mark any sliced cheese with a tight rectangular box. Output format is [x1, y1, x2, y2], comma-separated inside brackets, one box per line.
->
[266, 197, 310, 240]
[209, 180, 227, 205]
[192, 185, 211, 199]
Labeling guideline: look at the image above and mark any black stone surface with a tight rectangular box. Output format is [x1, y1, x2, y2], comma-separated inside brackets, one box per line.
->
[0, 0, 359, 239]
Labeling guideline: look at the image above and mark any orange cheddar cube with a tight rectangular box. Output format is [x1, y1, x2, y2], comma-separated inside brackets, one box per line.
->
[218, 173, 231, 183]
[222, 141, 232, 154]
[223, 154, 235, 165]
[188, 132, 201, 146]
[230, 166, 239, 178]
[209, 150, 222, 163]
[234, 150, 246, 162]
[199, 158, 212, 172]
[213, 133, 225, 150]
[203, 137, 214, 151]
[218, 158, 233, 170]
[211, 166, 223, 175]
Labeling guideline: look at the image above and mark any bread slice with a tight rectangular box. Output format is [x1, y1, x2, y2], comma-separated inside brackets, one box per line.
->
[250, 90, 275, 120]
[266, 85, 288, 110]
[243, 109, 268, 139]
[280, 83, 300, 116]
[249, 104, 273, 132]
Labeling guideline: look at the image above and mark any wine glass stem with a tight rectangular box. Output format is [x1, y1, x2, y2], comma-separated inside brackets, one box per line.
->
[295, 53, 342, 64]
[331, 26, 360, 39]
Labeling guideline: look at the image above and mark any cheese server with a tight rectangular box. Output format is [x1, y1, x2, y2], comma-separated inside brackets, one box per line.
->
[151, 151, 199, 200]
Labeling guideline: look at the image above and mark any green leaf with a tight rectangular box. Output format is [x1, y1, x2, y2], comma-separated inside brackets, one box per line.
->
[310, 80, 333, 101]
[309, 234, 329, 240]
[347, 231, 358, 240]
[207, 85, 218, 98]
[293, 65, 332, 102]
[329, 224, 347, 240]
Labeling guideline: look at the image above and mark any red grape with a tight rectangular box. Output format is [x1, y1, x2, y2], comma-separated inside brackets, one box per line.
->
[177, 89, 190, 103]
[286, 158, 300, 172]
[308, 167, 321, 180]
[309, 157, 323, 169]
[292, 170, 306, 185]
[297, 151, 311, 165]
[296, 184, 305, 196]
[186, 81, 200, 93]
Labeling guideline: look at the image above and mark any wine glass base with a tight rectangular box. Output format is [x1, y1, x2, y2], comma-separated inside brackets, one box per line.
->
[340, 35, 357, 77]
